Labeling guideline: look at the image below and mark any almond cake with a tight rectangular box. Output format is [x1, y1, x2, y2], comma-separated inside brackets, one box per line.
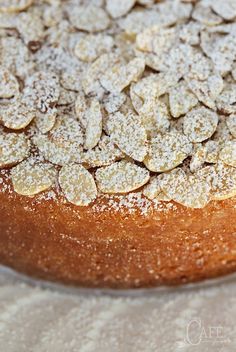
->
[0, 0, 236, 288]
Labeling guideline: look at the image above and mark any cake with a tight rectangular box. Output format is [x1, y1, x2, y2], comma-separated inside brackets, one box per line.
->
[0, 0, 236, 289]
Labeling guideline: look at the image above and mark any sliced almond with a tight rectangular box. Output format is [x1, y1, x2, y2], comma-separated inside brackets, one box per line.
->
[216, 84, 236, 115]
[187, 74, 223, 110]
[131, 72, 179, 108]
[210, 162, 236, 200]
[192, 3, 222, 25]
[190, 144, 207, 172]
[213, 117, 233, 146]
[68, 5, 110, 32]
[226, 114, 236, 137]
[143, 176, 170, 201]
[0, 0, 33, 13]
[82, 53, 120, 96]
[169, 81, 198, 118]
[50, 116, 84, 149]
[144, 131, 192, 172]
[106, 0, 136, 19]
[103, 92, 127, 114]
[82, 135, 124, 168]
[219, 141, 236, 168]
[205, 140, 220, 163]
[136, 26, 177, 56]
[33, 116, 84, 166]
[211, 0, 236, 21]
[75, 34, 114, 63]
[106, 111, 147, 162]
[183, 107, 218, 143]
[0, 99, 35, 130]
[75, 91, 87, 128]
[35, 107, 57, 134]
[100, 57, 145, 94]
[160, 168, 211, 209]
[59, 164, 97, 206]
[0, 68, 19, 98]
[0, 131, 30, 168]
[33, 134, 83, 166]
[11, 159, 56, 196]
[95, 160, 150, 194]
[24, 71, 60, 113]
[84, 99, 102, 150]
[139, 98, 170, 137]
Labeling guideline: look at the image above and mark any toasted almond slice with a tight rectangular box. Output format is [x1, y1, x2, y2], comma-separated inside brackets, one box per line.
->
[106, 0, 136, 18]
[143, 176, 167, 200]
[75, 34, 114, 63]
[33, 134, 83, 166]
[139, 98, 170, 137]
[83, 135, 124, 168]
[106, 111, 148, 162]
[226, 114, 236, 138]
[131, 72, 179, 107]
[216, 84, 236, 115]
[155, 191, 171, 202]
[160, 168, 211, 209]
[0, 0, 33, 13]
[169, 81, 198, 118]
[192, 3, 222, 25]
[136, 26, 177, 55]
[59, 164, 97, 206]
[68, 5, 110, 32]
[213, 117, 233, 146]
[0, 131, 30, 168]
[0, 68, 19, 98]
[75, 91, 87, 129]
[210, 162, 236, 200]
[33, 115, 84, 166]
[84, 99, 102, 150]
[35, 108, 57, 134]
[11, 159, 56, 196]
[219, 141, 236, 168]
[0, 99, 35, 130]
[100, 57, 145, 94]
[50, 116, 84, 149]
[103, 92, 127, 114]
[190, 144, 207, 172]
[179, 21, 202, 46]
[205, 140, 220, 163]
[211, 0, 236, 21]
[95, 160, 150, 194]
[183, 107, 218, 143]
[144, 131, 192, 172]
[187, 74, 223, 110]
[82, 53, 120, 96]
[25, 71, 60, 113]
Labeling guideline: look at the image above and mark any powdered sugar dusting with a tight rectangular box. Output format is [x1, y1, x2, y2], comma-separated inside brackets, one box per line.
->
[0, 0, 235, 210]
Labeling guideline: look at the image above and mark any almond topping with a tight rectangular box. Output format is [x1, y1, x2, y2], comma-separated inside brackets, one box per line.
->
[183, 107, 218, 142]
[144, 132, 192, 172]
[11, 159, 56, 196]
[219, 141, 236, 168]
[106, 111, 148, 162]
[95, 160, 150, 194]
[0, 131, 30, 168]
[59, 164, 97, 206]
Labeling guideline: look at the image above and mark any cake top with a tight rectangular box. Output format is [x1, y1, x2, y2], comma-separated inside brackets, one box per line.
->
[0, 0, 236, 210]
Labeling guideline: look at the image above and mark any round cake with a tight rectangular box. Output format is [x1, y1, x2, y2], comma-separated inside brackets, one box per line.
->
[1, 0, 236, 289]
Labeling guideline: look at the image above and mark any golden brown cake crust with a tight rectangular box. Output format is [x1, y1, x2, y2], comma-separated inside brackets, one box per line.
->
[1, 175, 236, 289]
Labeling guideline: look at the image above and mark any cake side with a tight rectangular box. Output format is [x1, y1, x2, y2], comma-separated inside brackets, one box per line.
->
[1, 176, 236, 288]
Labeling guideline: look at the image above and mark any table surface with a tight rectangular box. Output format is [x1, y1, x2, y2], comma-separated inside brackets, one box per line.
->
[0, 266, 236, 352]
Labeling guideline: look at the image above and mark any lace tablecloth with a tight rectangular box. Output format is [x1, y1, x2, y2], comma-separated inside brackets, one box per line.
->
[0, 266, 236, 352]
